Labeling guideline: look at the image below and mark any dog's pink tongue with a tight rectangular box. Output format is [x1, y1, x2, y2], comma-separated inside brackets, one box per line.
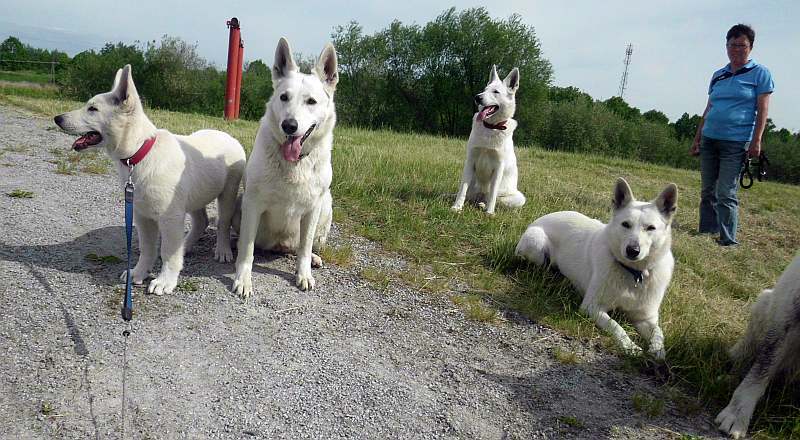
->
[280, 136, 302, 162]
[477, 106, 493, 122]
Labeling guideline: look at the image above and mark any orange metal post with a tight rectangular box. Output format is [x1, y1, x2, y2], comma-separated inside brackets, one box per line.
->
[234, 39, 244, 119]
[223, 17, 241, 120]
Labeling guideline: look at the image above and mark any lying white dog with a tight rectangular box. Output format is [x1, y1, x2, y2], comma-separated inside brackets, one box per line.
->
[515, 178, 677, 358]
[716, 252, 800, 439]
[232, 37, 337, 296]
[451, 65, 525, 215]
[54, 65, 246, 295]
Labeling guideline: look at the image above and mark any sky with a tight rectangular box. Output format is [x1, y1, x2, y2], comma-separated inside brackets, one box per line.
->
[2, 0, 797, 131]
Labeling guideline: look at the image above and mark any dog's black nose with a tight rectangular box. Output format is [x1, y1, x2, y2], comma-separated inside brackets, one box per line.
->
[281, 119, 298, 135]
[474, 94, 483, 105]
[54, 115, 63, 126]
[626, 245, 641, 259]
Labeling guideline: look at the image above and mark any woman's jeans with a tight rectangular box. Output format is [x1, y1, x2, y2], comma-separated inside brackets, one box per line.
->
[699, 136, 749, 245]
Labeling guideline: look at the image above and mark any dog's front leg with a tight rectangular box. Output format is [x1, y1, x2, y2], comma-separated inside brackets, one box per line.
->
[296, 203, 322, 291]
[451, 155, 474, 212]
[633, 317, 665, 360]
[232, 198, 263, 298]
[716, 335, 790, 439]
[148, 214, 185, 295]
[580, 284, 642, 355]
[120, 212, 158, 285]
[484, 164, 504, 215]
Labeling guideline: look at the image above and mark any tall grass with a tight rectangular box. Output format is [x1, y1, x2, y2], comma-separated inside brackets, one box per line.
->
[3, 92, 799, 437]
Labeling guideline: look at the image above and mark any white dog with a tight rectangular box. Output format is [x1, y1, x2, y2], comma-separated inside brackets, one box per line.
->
[232, 37, 337, 296]
[716, 252, 800, 439]
[451, 65, 525, 215]
[515, 178, 678, 358]
[54, 65, 246, 295]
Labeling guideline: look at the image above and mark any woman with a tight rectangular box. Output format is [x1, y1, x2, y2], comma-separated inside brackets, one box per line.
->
[689, 24, 774, 246]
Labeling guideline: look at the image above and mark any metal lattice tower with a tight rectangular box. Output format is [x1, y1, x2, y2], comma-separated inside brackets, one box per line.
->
[618, 43, 633, 98]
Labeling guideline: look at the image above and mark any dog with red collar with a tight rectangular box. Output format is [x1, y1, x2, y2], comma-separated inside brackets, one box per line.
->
[451, 64, 526, 215]
[55, 65, 246, 295]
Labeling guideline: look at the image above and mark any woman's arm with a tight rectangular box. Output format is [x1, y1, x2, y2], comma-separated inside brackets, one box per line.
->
[689, 99, 712, 156]
[749, 93, 771, 156]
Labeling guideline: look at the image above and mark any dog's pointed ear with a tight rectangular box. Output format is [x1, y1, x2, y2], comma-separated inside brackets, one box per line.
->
[272, 37, 298, 82]
[314, 42, 338, 95]
[612, 177, 634, 210]
[504, 68, 520, 93]
[655, 183, 678, 220]
[489, 64, 500, 83]
[111, 68, 123, 91]
[111, 64, 137, 107]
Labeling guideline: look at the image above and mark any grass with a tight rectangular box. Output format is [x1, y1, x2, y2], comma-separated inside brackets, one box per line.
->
[632, 392, 666, 418]
[7, 189, 34, 198]
[3, 91, 800, 436]
[552, 347, 581, 365]
[0, 70, 53, 84]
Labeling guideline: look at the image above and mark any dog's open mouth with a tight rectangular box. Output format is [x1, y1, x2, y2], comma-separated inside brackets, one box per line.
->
[477, 105, 498, 122]
[72, 131, 103, 151]
[280, 123, 316, 162]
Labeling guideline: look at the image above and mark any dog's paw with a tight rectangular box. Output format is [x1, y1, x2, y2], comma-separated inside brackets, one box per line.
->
[477, 202, 486, 210]
[232, 271, 253, 299]
[716, 405, 749, 439]
[484, 210, 496, 217]
[119, 270, 147, 285]
[450, 205, 463, 213]
[214, 244, 234, 263]
[648, 346, 666, 360]
[147, 273, 178, 296]
[296, 272, 315, 291]
[623, 343, 644, 356]
[311, 253, 323, 268]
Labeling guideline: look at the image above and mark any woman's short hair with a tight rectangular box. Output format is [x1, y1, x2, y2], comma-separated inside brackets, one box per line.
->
[727, 24, 755, 47]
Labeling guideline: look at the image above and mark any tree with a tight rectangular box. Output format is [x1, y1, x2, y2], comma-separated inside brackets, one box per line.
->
[643, 109, 669, 125]
[672, 112, 702, 140]
[602, 96, 641, 121]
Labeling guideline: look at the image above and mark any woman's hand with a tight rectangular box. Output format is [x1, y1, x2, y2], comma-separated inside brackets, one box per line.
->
[748, 138, 762, 157]
[689, 139, 701, 156]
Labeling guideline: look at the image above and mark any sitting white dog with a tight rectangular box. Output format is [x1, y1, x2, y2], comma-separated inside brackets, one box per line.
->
[451, 65, 525, 215]
[515, 178, 677, 358]
[54, 65, 246, 295]
[716, 252, 800, 439]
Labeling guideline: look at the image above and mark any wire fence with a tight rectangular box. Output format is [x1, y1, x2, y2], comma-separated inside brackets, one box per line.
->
[0, 59, 60, 83]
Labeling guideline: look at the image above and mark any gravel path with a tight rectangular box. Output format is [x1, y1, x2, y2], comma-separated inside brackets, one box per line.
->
[0, 105, 724, 439]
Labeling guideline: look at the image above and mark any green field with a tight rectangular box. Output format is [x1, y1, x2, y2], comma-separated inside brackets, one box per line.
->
[2, 91, 799, 438]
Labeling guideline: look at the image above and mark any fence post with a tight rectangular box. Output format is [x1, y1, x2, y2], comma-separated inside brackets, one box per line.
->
[223, 17, 242, 120]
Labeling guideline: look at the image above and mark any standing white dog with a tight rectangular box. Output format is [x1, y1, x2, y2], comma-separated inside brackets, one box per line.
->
[451, 65, 525, 215]
[232, 37, 337, 296]
[515, 178, 678, 358]
[54, 64, 246, 295]
[716, 252, 800, 439]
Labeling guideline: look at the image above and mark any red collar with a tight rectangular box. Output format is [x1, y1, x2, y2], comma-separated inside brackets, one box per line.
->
[482, 120, 507, 130]
[121, 136, 156, 167]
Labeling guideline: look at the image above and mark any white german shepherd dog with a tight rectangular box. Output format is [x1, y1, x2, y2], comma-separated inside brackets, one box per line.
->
[515, 178, 678, 358]
[54, 65, 246, 295]
[716, 252, 800, 439]
[232, 37, 337, 296]
[451, 65, 525, 215]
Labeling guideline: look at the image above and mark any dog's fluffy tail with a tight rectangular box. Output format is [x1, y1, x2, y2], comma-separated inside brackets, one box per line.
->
[515, 225, 550, 266]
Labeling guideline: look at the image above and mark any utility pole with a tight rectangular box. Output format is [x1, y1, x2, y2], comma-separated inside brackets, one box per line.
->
[618, 43, 633, 98]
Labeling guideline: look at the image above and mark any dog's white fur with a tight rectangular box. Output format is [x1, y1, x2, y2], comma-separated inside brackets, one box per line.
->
[232, 37, 337, 296]
[54, 65, 246, 295]
[451, 65, 525, 215]
[716, 252, 800, 439]
[515, 178, 678, 358]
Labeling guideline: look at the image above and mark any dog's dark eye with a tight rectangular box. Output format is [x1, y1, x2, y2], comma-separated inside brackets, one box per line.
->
[88, 106, 98, 112]
[646, 225, 656, 231]
[280, 93, 289, 102]
[306, 98, 317, 105]
[493, 90, 499, 94]
[621, 221, 631, 229]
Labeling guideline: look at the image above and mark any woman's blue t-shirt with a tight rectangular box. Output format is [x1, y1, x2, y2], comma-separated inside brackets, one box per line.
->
[702, 60, 774, 142]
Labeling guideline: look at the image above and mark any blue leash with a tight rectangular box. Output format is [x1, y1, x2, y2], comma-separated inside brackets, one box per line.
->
[121, 163, 134, 438]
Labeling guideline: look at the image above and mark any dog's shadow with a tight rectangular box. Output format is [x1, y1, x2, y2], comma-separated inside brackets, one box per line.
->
[0, 226, 295, 289]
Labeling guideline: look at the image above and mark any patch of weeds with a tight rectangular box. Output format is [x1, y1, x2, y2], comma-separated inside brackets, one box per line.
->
[40, 401, 54, 415]
[7, 189, 34, 198]
[397, 266, 449, 293]
[666, 386, 703, 416]
[553, 347, 581, 365]
[557, 415, 584, 428]
[81, 160, 109, 175]
[319, 245, 354, 267]
[54, 159, 77, 175]
[450, 294, 500, 323]
[360, 267, 392, 291]
[49, 148, 65, 157]
[177, 279, 199, 292]
[676, 435, 704, 440]
[632, 392, 665, 418]
[85, 253, 122, 264]
[4, 144, 30, 154]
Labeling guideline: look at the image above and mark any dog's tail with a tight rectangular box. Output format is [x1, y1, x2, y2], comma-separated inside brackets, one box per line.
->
[515, 225, 550, 266]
